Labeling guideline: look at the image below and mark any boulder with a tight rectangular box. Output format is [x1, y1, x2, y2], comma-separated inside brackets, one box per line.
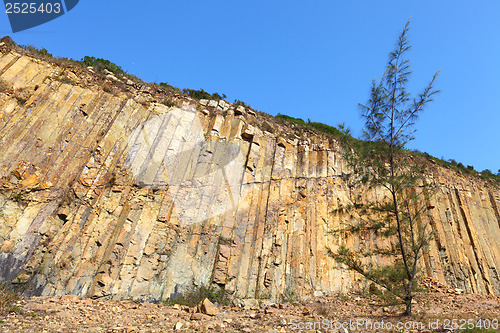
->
[198, 298, 218, 316]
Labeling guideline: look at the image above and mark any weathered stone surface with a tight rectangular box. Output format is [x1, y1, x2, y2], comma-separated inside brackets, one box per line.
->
[198, 298, 218, 316]
[0, 45, 498, 303]
[190, 312, 210, 321]
[240, 299, 260, 310]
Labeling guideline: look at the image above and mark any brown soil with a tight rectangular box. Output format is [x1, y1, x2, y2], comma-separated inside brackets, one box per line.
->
[0, 291, 498, 333]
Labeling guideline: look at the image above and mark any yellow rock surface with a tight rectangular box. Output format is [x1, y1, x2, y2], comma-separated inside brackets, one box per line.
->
[0, 45, 498, 302]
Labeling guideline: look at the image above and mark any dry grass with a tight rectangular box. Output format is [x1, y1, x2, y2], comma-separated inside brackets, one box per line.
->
[0, 283, 21, 315]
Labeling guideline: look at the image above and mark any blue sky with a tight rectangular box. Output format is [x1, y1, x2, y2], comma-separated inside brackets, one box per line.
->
[1, 1, 499, 172]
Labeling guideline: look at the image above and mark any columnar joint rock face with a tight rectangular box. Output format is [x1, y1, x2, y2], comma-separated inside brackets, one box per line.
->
[0, 48, 499, 301]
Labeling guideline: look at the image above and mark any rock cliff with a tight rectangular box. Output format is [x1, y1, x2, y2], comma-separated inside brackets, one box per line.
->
[0, 41, 499, 302]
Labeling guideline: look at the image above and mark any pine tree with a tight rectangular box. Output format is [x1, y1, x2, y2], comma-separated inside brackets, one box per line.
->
[334, 20, 440, 316]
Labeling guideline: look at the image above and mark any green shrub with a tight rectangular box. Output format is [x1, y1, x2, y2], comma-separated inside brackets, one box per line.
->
[482, 169, 493, 176]
[166, 285, 230, 307]
[0, 283, 21, 315]
[234, 99, 250, 108]
[368, 282, 382, 296]
[275, 113, 306, 126]
[218, 235, 233, 245]
[0, 36, 16, 48]
[15, 96, 27, 105]
[56, 77, 75, 85]
[163, 98, 176, 107]
[182, 88, 226, 101]
[282, 289, 297, 302]
[479, 169, 500, 182]
[22, 45, 53, 58]
[271, 112, 497, 187]
[159, 82, 181, 95]
[82, 56, 125, 75]
[262, 122, 275, 133]
[183, 88, 210, 100]
[258, 290, 272, 299]
[272, 113, 349, 141]
[102, 86, 113, 93]
[307, 121, 343, 137]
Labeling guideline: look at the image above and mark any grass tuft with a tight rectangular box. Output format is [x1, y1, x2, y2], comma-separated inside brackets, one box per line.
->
[0, 283, 21, 315]
[165, 285, 230, 307]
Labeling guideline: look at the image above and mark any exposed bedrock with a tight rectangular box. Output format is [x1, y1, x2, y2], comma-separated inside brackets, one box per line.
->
[0, 45, 499, 301]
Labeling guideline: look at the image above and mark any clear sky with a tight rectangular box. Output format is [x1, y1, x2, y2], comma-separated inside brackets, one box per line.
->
[1, 1, 498, 173]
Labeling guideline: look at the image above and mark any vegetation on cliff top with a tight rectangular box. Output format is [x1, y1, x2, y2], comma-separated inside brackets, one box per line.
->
[1, 36, 498, 183]
[274, 112, 499, 183]
[82, 56, 126, 76]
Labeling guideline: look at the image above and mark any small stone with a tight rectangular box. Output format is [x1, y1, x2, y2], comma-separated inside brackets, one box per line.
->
[174, 321, 183, 330]
[260, 301, 276, 308]
[249, 312, 259, 319]
[232, 299, 243, 308]
[106, 74, 118, 81]
[190, 313, 210, 321]
[1, 240, 15, 253]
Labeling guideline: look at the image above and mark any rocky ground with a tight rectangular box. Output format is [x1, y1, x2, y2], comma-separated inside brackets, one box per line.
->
[0, 289, 499, 333]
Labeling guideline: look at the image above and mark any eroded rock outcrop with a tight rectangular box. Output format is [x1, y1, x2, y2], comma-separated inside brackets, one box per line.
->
[0, 42, 499, 301]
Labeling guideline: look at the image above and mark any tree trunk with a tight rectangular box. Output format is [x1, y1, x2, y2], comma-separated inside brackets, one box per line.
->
[404, 296, 412, 316]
